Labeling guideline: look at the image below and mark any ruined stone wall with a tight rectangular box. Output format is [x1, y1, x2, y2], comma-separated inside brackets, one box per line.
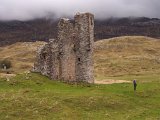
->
[33, 13, 94, 83]
[33, 39, 59, 79]
[57, 18, 76, 81]
[74, 13, 94, 83]
[33, 43, 51, 77]
[49, 39, 59, 79]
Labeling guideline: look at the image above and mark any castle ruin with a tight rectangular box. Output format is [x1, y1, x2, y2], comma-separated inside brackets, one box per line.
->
[33, 13, 94, 83]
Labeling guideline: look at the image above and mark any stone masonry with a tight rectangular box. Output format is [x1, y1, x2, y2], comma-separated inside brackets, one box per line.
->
[33, 13, 94, 83]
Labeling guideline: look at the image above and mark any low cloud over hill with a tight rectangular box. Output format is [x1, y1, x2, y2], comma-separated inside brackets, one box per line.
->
[0, 0, 160, 21]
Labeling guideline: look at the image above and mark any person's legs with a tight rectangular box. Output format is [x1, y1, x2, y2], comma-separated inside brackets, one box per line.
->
[134, 85, 136, 91]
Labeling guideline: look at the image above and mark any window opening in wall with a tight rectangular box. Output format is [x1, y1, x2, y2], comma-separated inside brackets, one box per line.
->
[73, 45, 76, 52]
[42, 53, 46, 59]
[78, 58, 81, 62]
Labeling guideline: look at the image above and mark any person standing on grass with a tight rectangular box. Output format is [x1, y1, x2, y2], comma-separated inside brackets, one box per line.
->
[133, 79, 137, 91]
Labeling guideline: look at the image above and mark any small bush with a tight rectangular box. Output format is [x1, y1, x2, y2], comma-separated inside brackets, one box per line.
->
[0, 59, 12, 69]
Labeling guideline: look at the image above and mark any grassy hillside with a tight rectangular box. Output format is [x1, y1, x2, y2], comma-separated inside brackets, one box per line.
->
[0, 36, 160, 78]
[0, 73, 160, 120]
[94, 36, 160, 80]
[0, 41, 45, 75]
[0, 36, 160, 81]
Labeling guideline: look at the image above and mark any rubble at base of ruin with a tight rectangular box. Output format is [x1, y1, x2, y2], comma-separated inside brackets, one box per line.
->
[33, 13, 94, 83]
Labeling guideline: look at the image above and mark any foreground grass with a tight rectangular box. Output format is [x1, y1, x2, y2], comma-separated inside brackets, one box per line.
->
[0, 73, 160, 120]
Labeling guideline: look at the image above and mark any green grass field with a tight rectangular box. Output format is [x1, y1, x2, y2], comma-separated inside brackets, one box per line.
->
[0, 73, 160, 120]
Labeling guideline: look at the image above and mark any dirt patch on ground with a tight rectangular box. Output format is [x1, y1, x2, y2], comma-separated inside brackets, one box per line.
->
[95, 79, 131, 84]
[0, 73, 16, 78]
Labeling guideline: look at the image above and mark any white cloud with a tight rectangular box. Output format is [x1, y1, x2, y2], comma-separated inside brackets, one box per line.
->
[0, 0, 159, 20]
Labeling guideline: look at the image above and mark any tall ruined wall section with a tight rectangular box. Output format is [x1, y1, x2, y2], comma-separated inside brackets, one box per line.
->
[49, 39, 60, 79]
[74, 13, 94, 83]
[33, 13, 94, 83]
[57, 18, 76, 81]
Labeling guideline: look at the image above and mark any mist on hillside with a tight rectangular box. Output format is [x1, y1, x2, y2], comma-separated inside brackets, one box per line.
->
[0, 0, 160, 21]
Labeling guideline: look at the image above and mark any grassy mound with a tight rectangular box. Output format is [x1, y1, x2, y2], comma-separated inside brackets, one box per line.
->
[94, 36, 160, 80]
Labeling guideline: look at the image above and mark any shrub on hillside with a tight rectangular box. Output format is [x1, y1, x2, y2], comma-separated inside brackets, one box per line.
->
[0, 59, 12, 69]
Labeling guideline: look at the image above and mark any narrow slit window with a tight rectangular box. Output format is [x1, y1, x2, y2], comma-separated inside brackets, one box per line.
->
[42, 53, 46, 59]
[78, 58, 81, 62]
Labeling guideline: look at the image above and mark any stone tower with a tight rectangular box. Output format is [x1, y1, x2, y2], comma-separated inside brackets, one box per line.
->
[74, 13, 94, 83]
[33, 12, 94, 83]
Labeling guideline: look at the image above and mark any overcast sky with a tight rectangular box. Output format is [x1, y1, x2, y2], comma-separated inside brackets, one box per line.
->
[0, 0, 160, 21]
